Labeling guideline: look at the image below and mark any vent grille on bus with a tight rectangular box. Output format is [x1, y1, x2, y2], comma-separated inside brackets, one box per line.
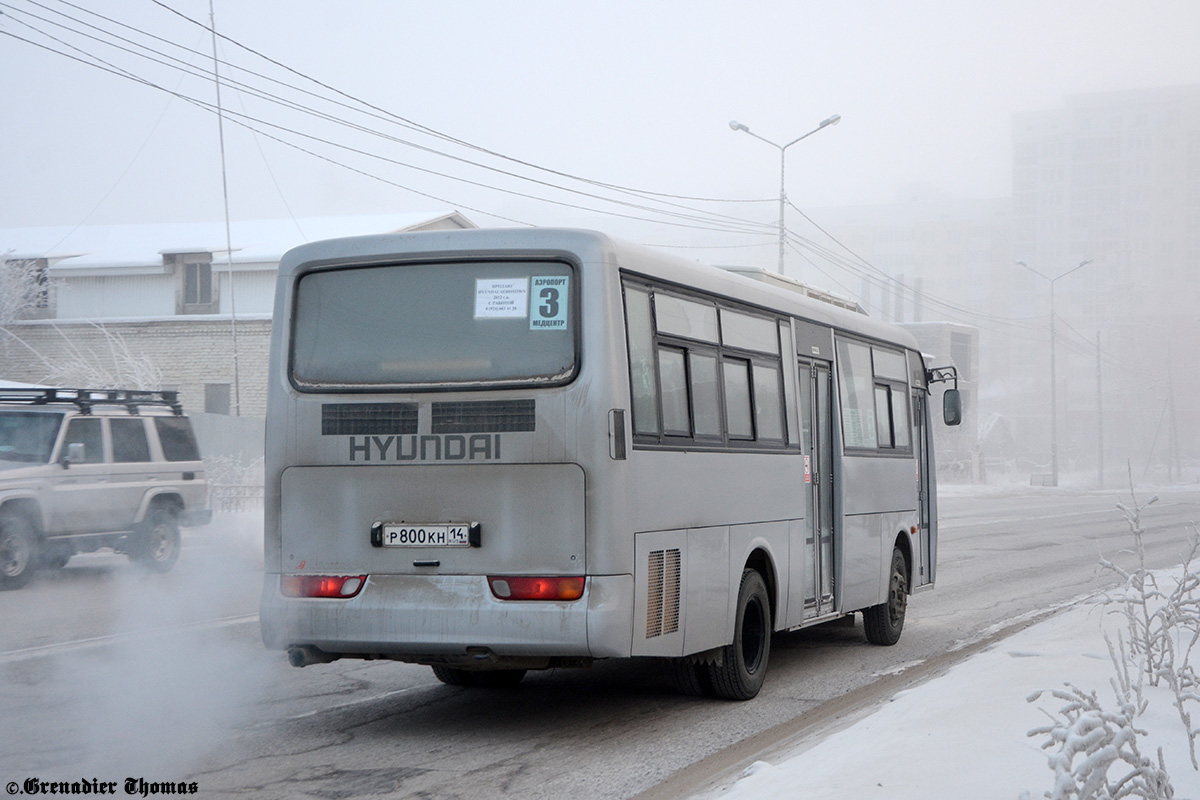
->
[645, 548, 681, 638]
[431, 399, 536, 434]
[321, 403, 418, 435]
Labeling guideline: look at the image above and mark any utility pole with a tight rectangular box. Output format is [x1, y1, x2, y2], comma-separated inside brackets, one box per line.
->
[1166, 336, 1180, 483]
[210, 0, 242, 416]
[1096, 332, 1103, 489]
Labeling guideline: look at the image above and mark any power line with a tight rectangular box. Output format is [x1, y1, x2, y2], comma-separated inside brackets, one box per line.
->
[0, 19, 775, 236]
[144, 0, 780, 207]
[0, 26, 534, 227]
[4, 1, 781, 237]
[6, 0, 1122, 348]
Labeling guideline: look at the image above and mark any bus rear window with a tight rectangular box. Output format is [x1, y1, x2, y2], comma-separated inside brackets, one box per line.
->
[291, 260, 577, 390]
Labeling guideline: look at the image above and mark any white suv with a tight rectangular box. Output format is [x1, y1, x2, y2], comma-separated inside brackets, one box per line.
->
[0, 388, 212, 589]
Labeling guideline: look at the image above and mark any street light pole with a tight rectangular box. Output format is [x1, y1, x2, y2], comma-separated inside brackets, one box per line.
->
[729, 114, 841, 274]
[1016, 258, 1094, 487]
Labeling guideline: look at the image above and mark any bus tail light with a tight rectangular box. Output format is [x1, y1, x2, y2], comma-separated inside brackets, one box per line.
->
[281, 574, 366, 598]
[488, 576, 585, 601]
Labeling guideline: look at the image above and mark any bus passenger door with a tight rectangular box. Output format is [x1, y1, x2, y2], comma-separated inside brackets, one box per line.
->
[915, 392, 934, 587]
[798, 359, 835, 618]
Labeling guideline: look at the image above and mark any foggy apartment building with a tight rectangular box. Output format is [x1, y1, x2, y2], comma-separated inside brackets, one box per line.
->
[806, 189, 1009, 479]
[806, 85, 1200, 484]
[807, 187, 1011, 327]
[1011, 85, 1200, 484]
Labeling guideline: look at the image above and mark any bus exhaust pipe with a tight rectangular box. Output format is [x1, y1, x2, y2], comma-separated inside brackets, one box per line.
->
[288, 645, 340, 668]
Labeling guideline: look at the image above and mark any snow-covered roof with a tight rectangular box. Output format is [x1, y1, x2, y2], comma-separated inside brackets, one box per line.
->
[0, 211, 476, 272]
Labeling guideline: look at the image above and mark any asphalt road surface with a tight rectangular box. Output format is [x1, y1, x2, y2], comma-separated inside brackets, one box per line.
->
[1, 486, 1198, 799]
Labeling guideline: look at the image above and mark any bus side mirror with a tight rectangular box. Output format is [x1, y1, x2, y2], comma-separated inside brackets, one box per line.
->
[942, 389, 962, 427]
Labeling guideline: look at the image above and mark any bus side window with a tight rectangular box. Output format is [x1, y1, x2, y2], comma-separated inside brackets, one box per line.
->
[689, 352, 722, 438]
[891, 386, 911, 448]
[627, 281, 790, 449]
[753, 362, 784, 442]
[837, 339, 878, 449]
[723, 358, 754, 440]
[624, 286, 660, 436]
[873, 383, 911, 450]
[658, 346, 690, 435]
[874, 385, 895, 448]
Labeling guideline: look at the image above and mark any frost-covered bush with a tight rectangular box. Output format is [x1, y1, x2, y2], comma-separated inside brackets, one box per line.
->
[1027, 469, 1200, 796]
[36, 323, 164, 390]
[1, 322, 163, 390]
[203, 454, 265, 513]
[1027, 639, 1173, 799]
[0, 253, 49, 324]
[1099, 477, 1200, 770]
[203, 454, 265, 488]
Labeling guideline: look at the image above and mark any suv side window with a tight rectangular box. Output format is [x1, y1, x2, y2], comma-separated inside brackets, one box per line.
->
[0, 411, 64, 463]
[62, 417, 104, 463]
[111, 418, 152, 463]
[154, 417, 201, 461]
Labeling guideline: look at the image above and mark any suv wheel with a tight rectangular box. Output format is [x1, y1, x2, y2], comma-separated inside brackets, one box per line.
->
[132, 508, 181, 573]
[0, 513, 38, 590]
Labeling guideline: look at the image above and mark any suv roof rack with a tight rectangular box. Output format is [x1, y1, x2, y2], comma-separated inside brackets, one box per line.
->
[0, 388, 183, 416]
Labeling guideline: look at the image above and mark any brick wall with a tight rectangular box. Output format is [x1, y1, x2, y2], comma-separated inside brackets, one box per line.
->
[0, 317, 273, 417]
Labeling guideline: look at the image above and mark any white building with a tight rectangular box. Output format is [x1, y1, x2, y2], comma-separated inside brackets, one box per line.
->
[1, 211, 476, 417]
[2, 211, 474, 320]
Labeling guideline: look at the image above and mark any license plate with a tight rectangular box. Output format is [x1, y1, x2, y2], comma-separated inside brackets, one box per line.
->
[380, 524, 471, 548]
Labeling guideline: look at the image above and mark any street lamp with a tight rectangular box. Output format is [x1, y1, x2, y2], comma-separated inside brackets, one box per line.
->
[1015, 257, 1094, 487]
[729, 114, 841, 274]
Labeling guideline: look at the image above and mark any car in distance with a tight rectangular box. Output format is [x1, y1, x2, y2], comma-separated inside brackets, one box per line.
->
[0, 388, 212, 589]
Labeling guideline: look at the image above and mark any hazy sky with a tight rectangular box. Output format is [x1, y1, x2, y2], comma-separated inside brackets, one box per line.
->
[2, 0, 1199, 256]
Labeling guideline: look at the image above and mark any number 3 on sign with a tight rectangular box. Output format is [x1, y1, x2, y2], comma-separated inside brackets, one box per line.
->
[530, 276, 569, 330]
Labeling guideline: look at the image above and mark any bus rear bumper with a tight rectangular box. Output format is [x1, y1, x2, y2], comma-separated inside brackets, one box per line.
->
[259, 573, 634, 663]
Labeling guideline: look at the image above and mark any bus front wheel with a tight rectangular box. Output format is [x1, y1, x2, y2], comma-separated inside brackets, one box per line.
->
[708, 568, 771, 701]
[864, 547, 908, 646]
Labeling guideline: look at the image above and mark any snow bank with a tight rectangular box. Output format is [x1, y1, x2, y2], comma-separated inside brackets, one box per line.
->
[699, 595, 1200, 799]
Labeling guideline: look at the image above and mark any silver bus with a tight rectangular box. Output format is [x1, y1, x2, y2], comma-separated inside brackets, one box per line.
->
[260, 228, 961, 700]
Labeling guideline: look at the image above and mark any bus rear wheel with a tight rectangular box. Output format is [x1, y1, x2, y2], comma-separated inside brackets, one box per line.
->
[431, 665, 526, 688]
[864, 547, 908, 646]
[668, 658, 714, 697]
[707, 568, 771, 701]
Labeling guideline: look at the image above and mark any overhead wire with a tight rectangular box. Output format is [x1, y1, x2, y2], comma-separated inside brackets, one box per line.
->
[0, 16, 210, 255]
[781, 229, 1064, 349]
[5, 0, 1105, 343]
[783, 228, 1043, 333]
[0, 24, 771, 235]
[1056, 316, 1139, 372]
[3, 0, 780, 237]
[216, 36, 307, 241]
[0, 23, 535, 225]
[784, 198, 1046, 331]
[143, 0, 780, 207]
[40, 0, 779, 217]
